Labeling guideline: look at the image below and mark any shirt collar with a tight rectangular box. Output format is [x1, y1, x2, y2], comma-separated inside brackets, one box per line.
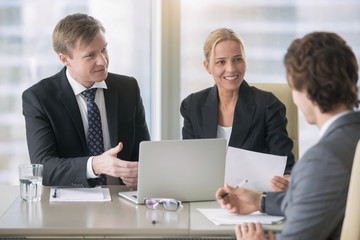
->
[66, 68, 107, 95]
[319, 110, 352, 138]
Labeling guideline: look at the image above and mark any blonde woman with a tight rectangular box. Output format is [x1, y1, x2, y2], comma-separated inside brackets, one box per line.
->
[180, 28, 293, 191]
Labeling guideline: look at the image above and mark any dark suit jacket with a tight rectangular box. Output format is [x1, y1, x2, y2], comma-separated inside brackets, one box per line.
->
[265, 111, 360, 239]
[22, 67, 150, 187]
[180, 80, 294, 174]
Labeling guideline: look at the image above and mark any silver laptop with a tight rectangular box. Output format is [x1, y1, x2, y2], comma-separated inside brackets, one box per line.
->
[118, 138, 226, 204]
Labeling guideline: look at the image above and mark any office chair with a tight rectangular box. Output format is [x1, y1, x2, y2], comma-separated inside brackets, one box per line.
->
[340, 139, 360, 240]
[250, 83, 299, 161]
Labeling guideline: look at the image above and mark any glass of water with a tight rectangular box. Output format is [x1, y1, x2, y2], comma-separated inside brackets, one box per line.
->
[18, 164, 43, 202]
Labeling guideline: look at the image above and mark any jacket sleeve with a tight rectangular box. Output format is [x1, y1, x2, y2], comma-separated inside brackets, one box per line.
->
[22, 89, 91, 187]
[264, 191, 286, 215]
[180, 94, 195, 139]
[276, 148, 347, 239]
[265, 96, 295, 174]
[132, 79, 151, 160]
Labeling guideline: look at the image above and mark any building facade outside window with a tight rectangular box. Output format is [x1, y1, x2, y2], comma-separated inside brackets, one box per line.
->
[0, 0, 151, 184]
[0, 0, 359, 185]
[180, 0, 360, 158]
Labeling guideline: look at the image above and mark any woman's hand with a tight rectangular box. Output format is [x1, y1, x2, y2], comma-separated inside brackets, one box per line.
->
[271, 174, 290, 191]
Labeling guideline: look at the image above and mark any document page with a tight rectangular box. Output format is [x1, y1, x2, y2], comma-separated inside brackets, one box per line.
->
[198, 208, 284, 225]
[49, 187, 111, 202]
[225, 147, 287, 191]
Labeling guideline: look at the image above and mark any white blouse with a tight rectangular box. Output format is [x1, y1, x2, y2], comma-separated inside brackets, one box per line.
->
[216, 125, 232, 146]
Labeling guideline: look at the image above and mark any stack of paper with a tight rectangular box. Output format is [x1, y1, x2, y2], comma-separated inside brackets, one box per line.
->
[198, 208, 284, 225]
[49, 187, 111, 202]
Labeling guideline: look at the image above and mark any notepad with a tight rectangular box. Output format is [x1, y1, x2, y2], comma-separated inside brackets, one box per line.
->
[49, 187, 111, 202]
[198, 208, 284, 225]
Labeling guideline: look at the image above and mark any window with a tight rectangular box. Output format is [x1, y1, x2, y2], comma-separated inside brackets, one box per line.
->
[1, 0, 359, 185]
[180, 0, 360, 157]
[0, 0, 151, 184]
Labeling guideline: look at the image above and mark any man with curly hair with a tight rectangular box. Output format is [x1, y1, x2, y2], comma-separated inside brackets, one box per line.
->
[216, 32, 360, 240]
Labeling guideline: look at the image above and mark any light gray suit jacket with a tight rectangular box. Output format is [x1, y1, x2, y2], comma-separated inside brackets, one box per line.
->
[264, 111, 360, 240]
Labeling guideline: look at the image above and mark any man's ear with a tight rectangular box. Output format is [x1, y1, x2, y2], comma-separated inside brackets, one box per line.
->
[59, 53, 70, 66]
[203, 60, 211, 74]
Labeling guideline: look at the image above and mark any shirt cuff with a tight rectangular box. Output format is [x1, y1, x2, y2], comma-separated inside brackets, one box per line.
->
[86, 157, 98, 179]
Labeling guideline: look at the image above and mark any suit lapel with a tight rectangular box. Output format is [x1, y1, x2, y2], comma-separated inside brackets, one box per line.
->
[56, 67, 88, 152]
[103, 77, 119, 147]
[202, 85, 219, 138]
[229, 81, 256, 147]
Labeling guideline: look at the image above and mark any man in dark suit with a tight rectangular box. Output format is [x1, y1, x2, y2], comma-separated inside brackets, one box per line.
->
[216, 32, 360, 240]
[22, 13, 150, 189]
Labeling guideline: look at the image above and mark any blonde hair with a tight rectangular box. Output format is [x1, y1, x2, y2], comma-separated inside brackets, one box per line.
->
[203, 28, 246, 64]
[52, 13, 105, 58]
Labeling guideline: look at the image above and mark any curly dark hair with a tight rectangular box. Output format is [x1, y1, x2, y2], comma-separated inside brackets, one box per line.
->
[284, 32, 359, 113]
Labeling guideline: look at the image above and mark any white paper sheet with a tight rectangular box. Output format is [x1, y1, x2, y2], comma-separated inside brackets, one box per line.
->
[225, 147, 287, 191]
[198, 208, 284, 225]
[49, 187, 111, 202]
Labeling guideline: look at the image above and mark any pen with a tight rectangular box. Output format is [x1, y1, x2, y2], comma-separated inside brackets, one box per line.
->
[217, 180, 248, 200]
[52, 188, 58, 198]
[236, 179, 248, 188]
[217, 192, 229, 200]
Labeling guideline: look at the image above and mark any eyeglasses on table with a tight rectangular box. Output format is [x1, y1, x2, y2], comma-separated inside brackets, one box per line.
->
[144, 198, 183, 211]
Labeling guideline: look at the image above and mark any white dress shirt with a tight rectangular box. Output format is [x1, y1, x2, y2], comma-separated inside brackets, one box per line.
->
[66, 69, 111, 179]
